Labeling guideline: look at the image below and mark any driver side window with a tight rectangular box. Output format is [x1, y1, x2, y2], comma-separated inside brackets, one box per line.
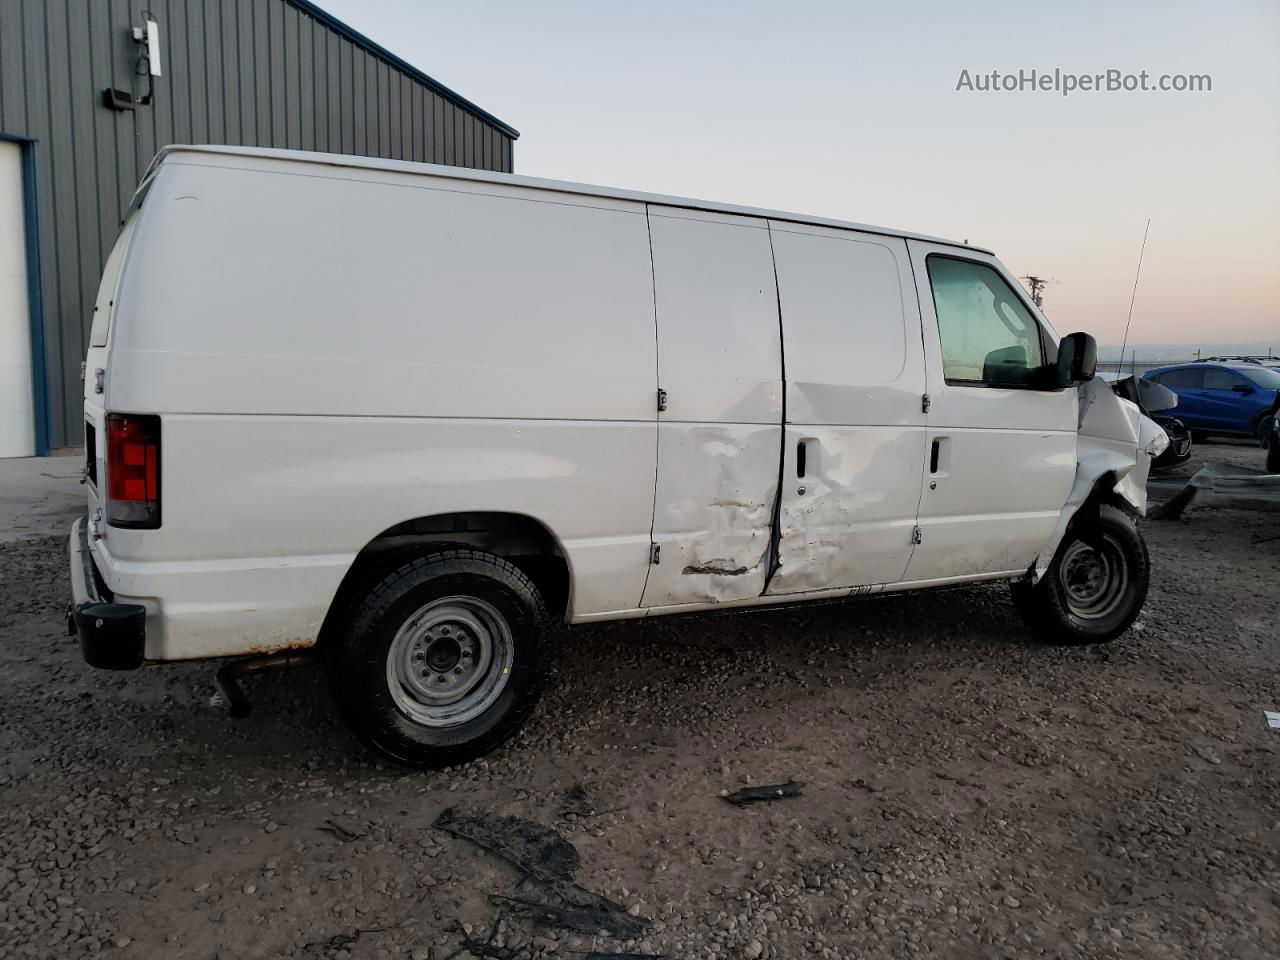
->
[927, 256, 1045, 387]
[1202, 368, 1239, 390]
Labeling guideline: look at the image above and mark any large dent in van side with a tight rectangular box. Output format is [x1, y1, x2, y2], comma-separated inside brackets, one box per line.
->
[765, 427, 927, 595]
[643, 424, 779, 606]
[1031, 378, 1169, 582]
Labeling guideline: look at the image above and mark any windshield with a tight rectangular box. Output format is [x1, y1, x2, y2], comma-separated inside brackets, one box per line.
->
[1241, 366, 1280, 389]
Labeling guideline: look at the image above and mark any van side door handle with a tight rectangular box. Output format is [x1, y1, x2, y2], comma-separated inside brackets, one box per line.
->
[796, 438, 815, 495]
[929, 437, 950, 482]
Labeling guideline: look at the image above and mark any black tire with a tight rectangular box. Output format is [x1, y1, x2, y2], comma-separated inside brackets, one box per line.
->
[1255, 413, 1276, 446]
[1010, 503, 1149, 645]
[328, 549, 551, 769]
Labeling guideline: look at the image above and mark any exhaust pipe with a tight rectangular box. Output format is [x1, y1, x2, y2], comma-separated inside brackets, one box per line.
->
[214, 650, 319, 719]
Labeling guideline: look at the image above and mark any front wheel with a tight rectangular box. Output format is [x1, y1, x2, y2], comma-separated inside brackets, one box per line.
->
[329, 549, 551, 768]
[1256, 413, 1276, 446]
[1011, 504, 1150, 645]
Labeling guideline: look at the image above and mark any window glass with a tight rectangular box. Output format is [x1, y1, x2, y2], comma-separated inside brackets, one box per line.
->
[1241, 367, 1280, 389]
[1203, 367, 1239, 390]
[927, 257, 1044, 386]
[1156, 368, 1204, 389]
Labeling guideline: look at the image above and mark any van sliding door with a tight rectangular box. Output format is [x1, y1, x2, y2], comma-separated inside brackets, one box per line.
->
[765, 224, 928, 595]
[640, 207, 783, 607]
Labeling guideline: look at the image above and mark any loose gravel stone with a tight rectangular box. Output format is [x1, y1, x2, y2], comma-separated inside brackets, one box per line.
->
[0, 441, 1276, 958]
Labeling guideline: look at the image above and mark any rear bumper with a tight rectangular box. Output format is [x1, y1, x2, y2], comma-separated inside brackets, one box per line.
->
[67, 516, 146, 670]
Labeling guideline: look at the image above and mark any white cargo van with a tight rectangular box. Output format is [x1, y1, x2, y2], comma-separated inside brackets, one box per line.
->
[69, 146, 1166, 767]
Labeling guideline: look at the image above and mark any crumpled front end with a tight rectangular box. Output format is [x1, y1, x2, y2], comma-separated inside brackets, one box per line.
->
[1032, 378, 1169, 581]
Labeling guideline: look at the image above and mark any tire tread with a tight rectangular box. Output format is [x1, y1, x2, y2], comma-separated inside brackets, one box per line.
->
[329, 548, 551, 769]
[1012, 503, 1149, 645]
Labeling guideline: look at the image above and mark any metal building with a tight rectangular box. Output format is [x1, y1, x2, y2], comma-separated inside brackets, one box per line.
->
[0, 0, 518, 454]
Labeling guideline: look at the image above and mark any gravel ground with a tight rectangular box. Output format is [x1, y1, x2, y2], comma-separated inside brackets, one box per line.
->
[1, 439, 1277, 960]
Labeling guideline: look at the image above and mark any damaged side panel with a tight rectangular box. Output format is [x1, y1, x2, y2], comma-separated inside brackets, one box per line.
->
[1032, 377, 1168, 580]
[641, 423, 780, 606]
[641, 206, 783, 608]
[766, 425, 925, 594]
[764, 224, 928, 596]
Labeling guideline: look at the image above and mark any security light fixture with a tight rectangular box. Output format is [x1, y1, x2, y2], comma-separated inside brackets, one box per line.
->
[134, 19, 162, 77]
[103, 15, 161, 111]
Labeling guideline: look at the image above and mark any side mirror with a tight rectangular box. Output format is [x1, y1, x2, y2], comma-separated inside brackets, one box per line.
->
[1231, 383, 1254, 394]
[1054, 332, 1097, 388]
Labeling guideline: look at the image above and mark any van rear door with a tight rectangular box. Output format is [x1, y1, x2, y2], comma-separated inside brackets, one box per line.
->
[765, 224, 928, 595]
[83, 212, 140, 503]
[640, 207, 783, 607]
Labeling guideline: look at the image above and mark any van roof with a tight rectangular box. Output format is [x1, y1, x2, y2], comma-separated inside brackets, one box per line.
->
[149, 145, 992, 255]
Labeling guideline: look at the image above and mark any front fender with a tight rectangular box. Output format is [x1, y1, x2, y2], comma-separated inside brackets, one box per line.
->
[1031, 378, 1168, 582]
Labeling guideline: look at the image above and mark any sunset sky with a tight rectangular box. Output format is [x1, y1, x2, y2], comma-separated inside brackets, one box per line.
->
[323, 0, 1279, 346]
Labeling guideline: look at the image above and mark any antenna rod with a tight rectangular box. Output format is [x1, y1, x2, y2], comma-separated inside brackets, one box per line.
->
[1119, 219, 1151, 365]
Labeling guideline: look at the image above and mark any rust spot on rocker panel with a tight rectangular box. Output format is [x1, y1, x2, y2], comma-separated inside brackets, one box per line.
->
[244, 637, 317, 657]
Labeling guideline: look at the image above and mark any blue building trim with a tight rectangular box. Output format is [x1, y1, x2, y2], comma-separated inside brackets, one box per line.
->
[0, 132, 51, 456]
[286, 0, 520, 140]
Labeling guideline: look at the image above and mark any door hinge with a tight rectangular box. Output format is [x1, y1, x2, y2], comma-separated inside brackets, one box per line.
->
[911, 525, 922, 545]
[650, 543, 661, 565]
[921, 393, 931, 413]
[657, 388, 668, 413]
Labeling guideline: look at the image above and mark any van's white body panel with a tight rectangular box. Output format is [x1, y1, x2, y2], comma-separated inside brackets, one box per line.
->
[640, 208, 781, 606]
[767, 224, 927, 594]
[905, 239, 1079, 581]
[80, 146, 1158, 662]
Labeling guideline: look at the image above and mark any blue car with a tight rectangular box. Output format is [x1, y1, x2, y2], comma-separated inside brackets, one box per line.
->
[1142, 362, 1280, 442]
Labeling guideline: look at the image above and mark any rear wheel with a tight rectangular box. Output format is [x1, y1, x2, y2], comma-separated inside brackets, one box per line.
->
[329, 549, 551, 768]
[1011, 504, 1149, 645]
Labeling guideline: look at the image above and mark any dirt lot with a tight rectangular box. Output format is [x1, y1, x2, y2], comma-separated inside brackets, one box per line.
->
[2, 439, 1277, 960]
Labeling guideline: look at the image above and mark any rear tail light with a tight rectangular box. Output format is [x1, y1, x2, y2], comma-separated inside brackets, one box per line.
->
[105, 413, 161, 528]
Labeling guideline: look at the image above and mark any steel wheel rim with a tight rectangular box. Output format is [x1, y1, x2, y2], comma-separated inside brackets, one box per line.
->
[386, 596, 514, 727]
[1058, 535, 1129, 621]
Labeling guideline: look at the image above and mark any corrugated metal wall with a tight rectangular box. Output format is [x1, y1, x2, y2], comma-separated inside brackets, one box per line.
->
[0, 0, 517, 448]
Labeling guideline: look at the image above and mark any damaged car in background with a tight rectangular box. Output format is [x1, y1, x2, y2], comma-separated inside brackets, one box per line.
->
[1102, 373, 1191, 471]
[69, 146, 1168, 768]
